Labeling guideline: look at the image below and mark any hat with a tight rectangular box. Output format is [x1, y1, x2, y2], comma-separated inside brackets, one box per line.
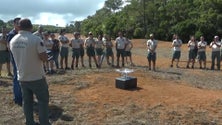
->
[88, 32, 93, 35]
[214, 36, 219, 39]
[150, 33, 154, 37]
[74, 32, 79, 35]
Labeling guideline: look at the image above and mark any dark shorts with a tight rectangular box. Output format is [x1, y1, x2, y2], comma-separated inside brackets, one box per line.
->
[124, 51, 131, 57]
[0, 50, 10, 64]
[116, 49, 125, 58]
[86, 47, 95, 57]
[72, 48, 80, 58]
[147, 52, 156, 62]
[106, 47, 113, 56]
[188, 50, 196, 60]
[172, 51, 181, 60]
[198, 51, 206, 61]
[96, 48, 103, 56]
[80, 47, 84, 57]
[60, 47, 69, 58]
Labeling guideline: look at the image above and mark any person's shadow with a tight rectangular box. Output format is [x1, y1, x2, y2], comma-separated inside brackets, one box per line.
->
[34, 103, 74, 122]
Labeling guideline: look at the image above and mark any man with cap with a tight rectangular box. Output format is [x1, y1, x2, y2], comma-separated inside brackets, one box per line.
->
[10, 18, 51, 125]
[7, 17, 23, 106]
[210, 36, 221, 70]
[147, 33, 158, 71]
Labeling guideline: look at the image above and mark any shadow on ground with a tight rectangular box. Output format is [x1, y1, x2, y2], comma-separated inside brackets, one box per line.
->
[34, 103, 74, 122]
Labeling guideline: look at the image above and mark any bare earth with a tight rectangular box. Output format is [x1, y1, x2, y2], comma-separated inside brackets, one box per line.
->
[1, 38, 222, 125]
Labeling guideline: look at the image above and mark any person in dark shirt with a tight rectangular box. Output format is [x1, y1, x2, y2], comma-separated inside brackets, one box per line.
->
[50, 33, 60, 69]
[7, 17, 23, 106]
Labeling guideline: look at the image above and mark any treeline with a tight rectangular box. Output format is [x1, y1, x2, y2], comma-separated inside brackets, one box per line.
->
[80, 0, 222, 43]
[1, 0, 222, 43]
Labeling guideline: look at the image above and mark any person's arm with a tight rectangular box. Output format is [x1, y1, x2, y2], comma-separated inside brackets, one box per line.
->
[209, 42, 214, 48]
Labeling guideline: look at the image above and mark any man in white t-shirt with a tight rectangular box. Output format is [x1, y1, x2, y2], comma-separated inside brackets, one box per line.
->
[58, 29, 70, 70]
[197, 36, 207, 69]
[115, 31, 127, 68]
[209, 36, 221, 70]
[170, 34, 183, 68]
[10, 18, 51, 125]
[147, 34, 158, 71]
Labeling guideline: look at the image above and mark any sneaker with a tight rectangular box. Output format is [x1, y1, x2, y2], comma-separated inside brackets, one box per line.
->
[191, 65, 194, 69]
[186, 65, 189, 68]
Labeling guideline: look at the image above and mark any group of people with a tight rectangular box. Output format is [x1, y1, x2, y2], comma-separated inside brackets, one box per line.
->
[36, 30, 135, 74]
[0, 17, 136, 124]
[170, 34, 222, 70]
[2, 16, 222, 124]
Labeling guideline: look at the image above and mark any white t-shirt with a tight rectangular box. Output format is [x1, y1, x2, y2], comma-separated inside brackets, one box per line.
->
[71, 38, 81, 49]
[43, 39, 53, 50]
[85, 38, 96, 47]
[10, 30, 46, 81]
[198, 41, 207, 52]
[95, 40, 104, 49]
[210, 41, 221, 52]
[187, 40, 196, 50]
[0, 33, 7, 51]
[58, 35, 69, 47]
[147, 39, 158, 53]
[115, 37, 126, 49]
[172, 39, 182, 51]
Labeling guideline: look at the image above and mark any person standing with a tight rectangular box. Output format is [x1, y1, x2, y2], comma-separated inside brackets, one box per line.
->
[0, 26, 13, 77]
[78, 32, 85, 67]
[115, 31, 127, 68]
[33, 25, 44, 40]
[170, 34, 183, 68]
[43, 31, 54, 74]
[70, 32, 81, 69]
[186, 36, 197, 69]
[58, 29, 70, 70]
[147, 34, 158, 71]
[95, 35, 104, 68]
[7, 17, 23, 106]
[124, 37, 134, 66]
[10, 18, 51, 125]
[104, 35, 114, 67]
[197, 36, 207, 69]
[84, 32, 99, 68]
[209, 36, 221, 70]
[50, 33, 60, 69]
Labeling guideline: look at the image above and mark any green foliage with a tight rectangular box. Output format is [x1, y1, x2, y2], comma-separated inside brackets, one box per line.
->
[2, 0, 222, 42]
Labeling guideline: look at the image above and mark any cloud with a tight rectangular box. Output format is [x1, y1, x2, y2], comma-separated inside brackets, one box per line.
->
[0, 0, 106, 26]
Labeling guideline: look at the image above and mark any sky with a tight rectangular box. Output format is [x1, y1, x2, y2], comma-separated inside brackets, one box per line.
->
[0, 0, 106, 27]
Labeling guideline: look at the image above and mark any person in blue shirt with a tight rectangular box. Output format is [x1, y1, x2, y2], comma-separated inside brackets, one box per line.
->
[7, 17, 23, 106]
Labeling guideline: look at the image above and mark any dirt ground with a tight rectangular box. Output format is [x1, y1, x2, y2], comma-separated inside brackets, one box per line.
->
[1, 37, 222, 125]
